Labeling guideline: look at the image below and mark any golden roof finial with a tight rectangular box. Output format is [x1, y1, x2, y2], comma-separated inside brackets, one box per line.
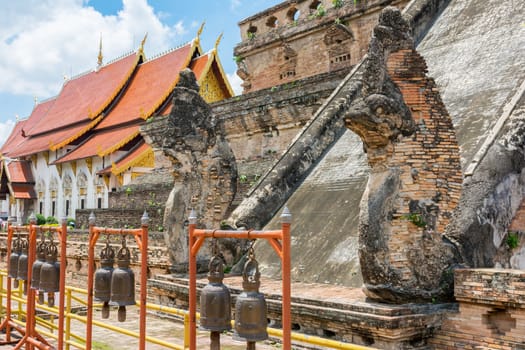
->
[97, 33, 103, 67]
[138, 32, 148, 56]
[214, 33, 223, 50]
[197, 22, 205, 38]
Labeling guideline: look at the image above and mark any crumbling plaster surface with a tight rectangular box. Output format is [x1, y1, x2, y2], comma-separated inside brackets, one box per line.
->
[418, 0, 525, 268]
[141, 69, 238, 268]
[417, 0, 525, 166]
[248, 0, 525, 294]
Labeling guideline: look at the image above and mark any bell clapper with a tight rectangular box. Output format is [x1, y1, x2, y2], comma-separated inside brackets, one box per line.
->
[95, 235, 115, 319]
[110, 235, 135, 323]
[118, 305, 126, 322]
[48, 292, 55, 308]
[102, 301, 110, 319]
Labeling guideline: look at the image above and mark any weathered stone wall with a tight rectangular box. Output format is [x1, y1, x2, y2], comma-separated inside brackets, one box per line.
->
[75, 208, 164, 232]
[339, 7, 462, 303]
[430, 268, 525, 349]
[75, 170, 173, 230]
[141, 70, 238, 268]
[213, 68, 349, 163]
[0, 229, 171, 302]
[235, 0, 408, 93]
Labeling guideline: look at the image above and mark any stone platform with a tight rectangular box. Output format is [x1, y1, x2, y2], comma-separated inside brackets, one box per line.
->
[150, 274, 458, 349]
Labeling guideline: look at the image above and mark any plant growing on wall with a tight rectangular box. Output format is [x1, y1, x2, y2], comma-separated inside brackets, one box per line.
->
[507, 231, 520, 249]
[332, 0, 345, 8]
[402, 213, 426, 228]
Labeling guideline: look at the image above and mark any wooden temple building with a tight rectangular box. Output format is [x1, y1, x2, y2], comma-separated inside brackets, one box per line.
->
[0, 30, 233, 223]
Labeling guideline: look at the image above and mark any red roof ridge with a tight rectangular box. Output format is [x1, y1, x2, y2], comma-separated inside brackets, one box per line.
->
[144, 41, 193, 63]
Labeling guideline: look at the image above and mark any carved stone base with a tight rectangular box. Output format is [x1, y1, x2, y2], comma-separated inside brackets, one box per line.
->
[149, 275, 457, 349]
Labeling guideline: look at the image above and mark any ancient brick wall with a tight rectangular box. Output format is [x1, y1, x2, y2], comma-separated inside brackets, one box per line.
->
[0, 229, 171, 302]
[212, 68, 349, 192]
[430, 268, 525, 349]
[75, 208, 164, 232]
[385, 48, 463, 267]
[235, 0, 408, 93]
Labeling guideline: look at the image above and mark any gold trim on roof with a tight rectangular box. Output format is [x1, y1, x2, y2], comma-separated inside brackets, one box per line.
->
[199, 48, 235, 98]
[214, 33, 223, 49]
[141, 41, 199, 121]
[71, 161, 77, 175]
[87, 52, 141, 120]
[85, 158, 92, 174]
[111, 146, 154, 176]
[138, 32, 148, 58]
[98, 129, 140, 157]
[97, 33, 103, 67]
[50, 114, 104, 151]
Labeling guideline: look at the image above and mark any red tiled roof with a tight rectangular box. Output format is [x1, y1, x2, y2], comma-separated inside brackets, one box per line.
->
[7, 120, 94, 158]
[0, 120, 27, 156]
[6, 160, 34, 183]
[95, 43, 194, 130]
[1, 97, 56, 156]
[98, 140, 151, 175]
[54, 123, 141, 164]
[9, 183, 37, 199]
[190, 53, 210, 80]
[26, 52, 139, 137]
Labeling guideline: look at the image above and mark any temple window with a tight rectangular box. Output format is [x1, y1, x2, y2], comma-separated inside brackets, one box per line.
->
[266, 16, 278, 28]
[309, 0, 322, 11]
[247, 25, 257, 40]
[287, 7, 300, 22]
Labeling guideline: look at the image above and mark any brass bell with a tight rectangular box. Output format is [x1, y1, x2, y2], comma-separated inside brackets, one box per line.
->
[31, 235, 47, 304]
[39, 239, 60, 307]
[233, 247, 268, 343]
[110, 236, 135, 322]
[95, 237, 115, 318]
[200, 252, 231, 332]
[17, 238, 29, 295]
[8, 235, 21, 288]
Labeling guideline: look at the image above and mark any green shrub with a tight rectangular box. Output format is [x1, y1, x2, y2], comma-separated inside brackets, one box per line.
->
[507, 232, 520, 249]
[36, 214, 46, 225]
[46, 216, 58, 225]
[67, 217, 76, 228]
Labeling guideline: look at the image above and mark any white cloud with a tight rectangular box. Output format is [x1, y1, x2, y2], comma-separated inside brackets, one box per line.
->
[0, 0, 186, 99]
[230, 0, 242, 10]
[172, 21, 188, 37]
[0, 120, 15, 146]
[227, 72, 243, 96]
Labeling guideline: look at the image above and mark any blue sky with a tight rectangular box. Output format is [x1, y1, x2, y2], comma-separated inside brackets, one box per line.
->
[0, 0, 282, 145]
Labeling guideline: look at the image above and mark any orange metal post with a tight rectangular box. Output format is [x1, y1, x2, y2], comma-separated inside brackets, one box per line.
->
[281, 208, 292, 350]
[85, 212, 149, 350]
[26, 219, 36, 350]
[188, 207, 292, 350]
[139, 212, 149, 350]
[188, 210, 197, 350]
[0, 220, 14, 344]
[57, 218, 68, 350]
[86, 213, 96, 350]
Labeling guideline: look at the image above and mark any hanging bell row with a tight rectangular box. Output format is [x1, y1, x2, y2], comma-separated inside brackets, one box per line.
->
[200, 240, 231, 333]
[199, 242, 269, 345]
[234, 246, 268, 343]
[94, 235, 135, 322]
[94, 237, 115, 319]
[36, 237, 61, 307]
[8, 234, 23, 289]
[31, 234, 47, 304]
